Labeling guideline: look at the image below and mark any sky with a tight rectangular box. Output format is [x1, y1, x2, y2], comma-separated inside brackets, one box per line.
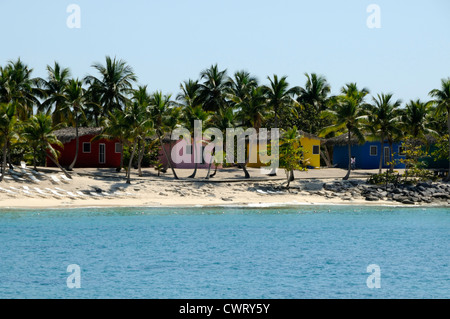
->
[0, 0, 449, 103]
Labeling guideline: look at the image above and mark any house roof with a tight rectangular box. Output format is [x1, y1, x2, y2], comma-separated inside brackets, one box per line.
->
[323, 134, 361, 146]
[162, 129, 322, 143]
[53, 127, 103, 144]
[324, 133, 439, 146]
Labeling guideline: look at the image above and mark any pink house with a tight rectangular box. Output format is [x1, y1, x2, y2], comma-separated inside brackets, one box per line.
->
[159, 138, 218, 169]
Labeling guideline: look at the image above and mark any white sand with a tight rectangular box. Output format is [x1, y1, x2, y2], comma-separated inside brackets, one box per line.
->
[0, 167, 421, 209]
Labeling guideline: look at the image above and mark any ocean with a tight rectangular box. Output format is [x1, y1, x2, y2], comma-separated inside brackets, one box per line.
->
[0, 205, 448, 299]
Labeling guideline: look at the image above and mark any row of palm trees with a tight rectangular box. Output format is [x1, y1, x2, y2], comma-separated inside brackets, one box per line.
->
[1, 56, 449, 184]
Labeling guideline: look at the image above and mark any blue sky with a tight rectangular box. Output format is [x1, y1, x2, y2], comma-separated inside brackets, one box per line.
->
[0, 0, 449, 103]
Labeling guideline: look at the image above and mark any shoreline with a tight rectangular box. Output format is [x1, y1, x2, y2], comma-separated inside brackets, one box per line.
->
[0, 167, 448, 210]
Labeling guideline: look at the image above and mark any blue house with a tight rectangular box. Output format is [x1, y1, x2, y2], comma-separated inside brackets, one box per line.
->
[329, 136, 406, 169]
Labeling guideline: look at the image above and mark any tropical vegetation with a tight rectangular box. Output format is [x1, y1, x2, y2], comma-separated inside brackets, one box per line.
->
[0, 56, 449, 185]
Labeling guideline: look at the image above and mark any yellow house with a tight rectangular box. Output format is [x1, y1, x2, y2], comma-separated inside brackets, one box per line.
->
[247, 130, 322, 169]
[298, 131, 321, 169]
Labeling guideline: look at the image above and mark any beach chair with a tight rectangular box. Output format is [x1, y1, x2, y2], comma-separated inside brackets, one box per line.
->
[30, 169, 46, 177]
[22, 170, 41, 183]
[0, 173, 12, 180]
[50, 175, 61, 184]
[45, 187, 66, 198]
[0, 186, 18, 196]
[60, 175, 72, 183]
[9, 186, 33, 197]
[53, 187, 77, 198]
[101, 191, 116, 198]
[76, 191, 89, 199]
[20, 161, 27, 169]
[34, 187, 50, 197]
[11, 174, 26, 182]
[28, 174, 41, 183]
[66, 191, 80, 198]
[89, 191, 103, 198]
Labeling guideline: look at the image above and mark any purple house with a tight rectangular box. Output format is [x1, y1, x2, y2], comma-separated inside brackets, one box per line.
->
[159, 138, 218, 169]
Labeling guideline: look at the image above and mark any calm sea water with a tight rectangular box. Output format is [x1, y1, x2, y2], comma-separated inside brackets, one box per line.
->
[0, 205, 448, 299]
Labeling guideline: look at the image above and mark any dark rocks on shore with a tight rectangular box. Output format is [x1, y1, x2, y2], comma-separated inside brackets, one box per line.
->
[315, 180, 450, 205]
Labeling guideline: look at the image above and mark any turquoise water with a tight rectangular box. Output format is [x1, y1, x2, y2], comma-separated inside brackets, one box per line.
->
[0, 205, 448, 299]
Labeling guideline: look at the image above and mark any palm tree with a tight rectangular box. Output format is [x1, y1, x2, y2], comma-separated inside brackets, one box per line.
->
[366, 93, 402, 173]
[96, 109, 129, 172]
[198, 64, 231, 112]
[84, 81, 104, 127]
[123, 95, 153, 184]
[229, 71, 258, 107]
[208, 107, 236, 178]
[236, 86, 268, 133]
[177, 79, 205, 178]
[0, 59, 42, 121]
[131, 86, 152, 177]
[321, 84, 369, 180]
[229, 72, 268, 179]
[262, 75, 300, 130]
[84, 56, 137, 117]
[297, 73, 331, 112]
[183, 105, 211, 178]
[429, 78, 450, 181]
[22, 112, 70, 178]
[37, 62, 72, 125]
[0, 103, 19, 181]
[149, 91, 179, 179]
[63, 79, 86, 170]
[401, 99, 435, 139]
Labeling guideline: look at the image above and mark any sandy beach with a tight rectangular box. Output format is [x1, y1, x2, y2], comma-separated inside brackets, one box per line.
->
[2, 166, 445, 209]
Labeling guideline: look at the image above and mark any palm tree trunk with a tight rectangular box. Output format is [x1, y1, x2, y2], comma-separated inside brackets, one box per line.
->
[32, 148, 37, 170]
[389, 141, 394, 172]
[137, 141, 145, 177]
[0, 142, 7, 182]
[289, 169, 295, 181]
[242, 164, 250, 179]
[205, 148, 216, 179]
[188, 142, 198, 178]
[379, 136, 384, 175]
[68, 117, 79, 171]
[205, 160, 213, 180]
[157, 132, 179, 180]
[343, 131, 351, 180]
[48, 154, 71, 179]
[320, 145, 332, 168]
[117, 141, 124, 172]
[189, 163, 198, 178]
[286, 170, 291, 190]
[126, 139, 138, 184]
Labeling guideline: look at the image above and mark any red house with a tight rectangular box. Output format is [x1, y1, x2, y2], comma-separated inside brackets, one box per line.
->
[47, 127, 121, 168]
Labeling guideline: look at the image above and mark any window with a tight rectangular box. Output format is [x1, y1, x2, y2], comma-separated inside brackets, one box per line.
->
[186, 145, 192, 155]
[82, 142, 91, 153]
[312, 145, 320, 155]
[398, 146, 406, 156]
[115, 143, 122, 153]
[370, 145, 378, 156]
[99, 144, 106, 164]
